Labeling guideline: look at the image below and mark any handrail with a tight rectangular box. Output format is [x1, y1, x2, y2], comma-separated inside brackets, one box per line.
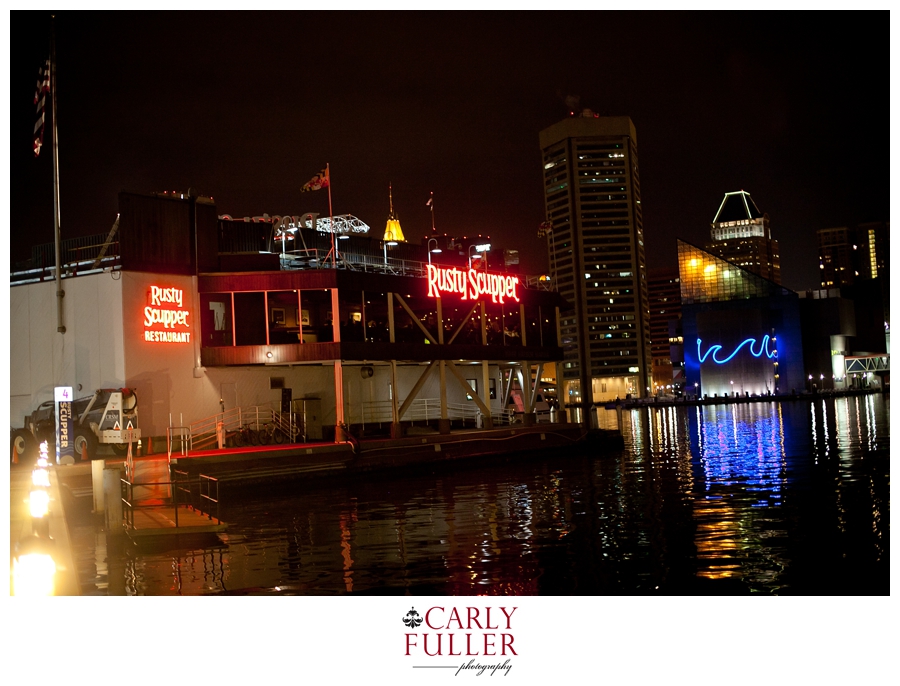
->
[167, 426, 190, 459]
[121, 471, 221, 530]
[186, 404, 302, 451]
[359, 398, 517, 426]
[276, 246, 555, 290]
[199, 475, 220, 524]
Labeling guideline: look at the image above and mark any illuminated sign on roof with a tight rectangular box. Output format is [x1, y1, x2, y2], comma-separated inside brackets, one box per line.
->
[426, 264, 520, 304]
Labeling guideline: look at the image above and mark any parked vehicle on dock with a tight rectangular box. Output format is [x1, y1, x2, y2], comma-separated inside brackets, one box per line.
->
[12, 388, 141, 462]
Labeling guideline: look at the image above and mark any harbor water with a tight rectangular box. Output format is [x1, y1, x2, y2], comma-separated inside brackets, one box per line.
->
[67, 393, 889, 595]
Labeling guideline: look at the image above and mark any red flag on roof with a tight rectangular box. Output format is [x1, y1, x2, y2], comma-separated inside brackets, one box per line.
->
[300, 167, 329, 192]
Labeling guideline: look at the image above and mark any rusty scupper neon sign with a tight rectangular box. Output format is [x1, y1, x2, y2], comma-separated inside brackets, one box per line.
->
[144, 286, 191, 343]
[426, 264, 520, 304]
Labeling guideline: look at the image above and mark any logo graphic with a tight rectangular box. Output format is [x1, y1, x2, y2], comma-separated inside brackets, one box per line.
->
[403, 605, 516, 676]
[697, 334, 777, 365]
[403, 607, 423, 629]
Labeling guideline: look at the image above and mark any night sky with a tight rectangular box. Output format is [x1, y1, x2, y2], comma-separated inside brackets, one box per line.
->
[9, 10, 890, 291]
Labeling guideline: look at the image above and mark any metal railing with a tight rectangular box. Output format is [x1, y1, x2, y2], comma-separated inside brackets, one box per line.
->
[358, 398, 518, 427]
[276, 245, 555, 290]
[167, 426, 191, 460]
[171, 405, 304, 454]
[121, 470, 221, 530]
[12, 228, 558, 292]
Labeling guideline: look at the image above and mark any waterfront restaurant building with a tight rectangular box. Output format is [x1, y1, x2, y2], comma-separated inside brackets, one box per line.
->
[10, 192, 565, 449]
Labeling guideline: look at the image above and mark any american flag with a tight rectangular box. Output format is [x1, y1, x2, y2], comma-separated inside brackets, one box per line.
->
[33, 59, 50, 157]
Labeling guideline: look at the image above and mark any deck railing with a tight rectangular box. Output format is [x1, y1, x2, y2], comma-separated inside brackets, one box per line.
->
[358, 398, 518, 427]
[174, 405, 303, 454]
[121, 471, 221, 530]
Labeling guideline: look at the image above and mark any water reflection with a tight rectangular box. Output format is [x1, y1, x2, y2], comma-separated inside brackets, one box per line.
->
[69, 395, 889, 596]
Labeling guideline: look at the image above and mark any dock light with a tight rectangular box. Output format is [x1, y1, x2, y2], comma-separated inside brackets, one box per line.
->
[13, 535, 57, 596]
[29, 489, 50, 518]
[38, 440, 50, 465]
[32, 467, 50, 488]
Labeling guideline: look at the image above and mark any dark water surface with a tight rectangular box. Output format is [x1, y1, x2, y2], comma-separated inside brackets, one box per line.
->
[69, 394, 889, 595]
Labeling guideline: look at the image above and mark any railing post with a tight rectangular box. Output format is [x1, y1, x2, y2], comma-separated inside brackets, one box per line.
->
[173, 468, 179, 528]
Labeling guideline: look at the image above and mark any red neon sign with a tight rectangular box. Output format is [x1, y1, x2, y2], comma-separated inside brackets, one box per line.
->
[143, 285, 192, 343]
[426, 264, 520, 304]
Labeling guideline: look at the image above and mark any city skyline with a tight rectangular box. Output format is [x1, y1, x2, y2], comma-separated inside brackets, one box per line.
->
[9, 11, 889, 291]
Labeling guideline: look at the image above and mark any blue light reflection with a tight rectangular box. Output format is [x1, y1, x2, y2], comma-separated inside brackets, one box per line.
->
[693, 403, 786, 508]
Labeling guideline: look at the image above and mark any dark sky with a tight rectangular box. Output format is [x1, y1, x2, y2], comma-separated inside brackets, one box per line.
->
[9, 10, 890, 291]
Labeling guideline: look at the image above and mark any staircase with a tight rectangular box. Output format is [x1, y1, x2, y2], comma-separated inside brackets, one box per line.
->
[183, 405, 303, 453]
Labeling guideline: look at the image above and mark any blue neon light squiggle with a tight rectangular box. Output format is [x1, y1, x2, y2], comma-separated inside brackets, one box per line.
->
[697, 335, 777, 365]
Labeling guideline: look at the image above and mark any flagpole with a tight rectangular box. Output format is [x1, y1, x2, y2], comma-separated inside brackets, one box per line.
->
[51, 15, 65, 334]
[326, 163, 335, 267]
[429, 192, 436, 233]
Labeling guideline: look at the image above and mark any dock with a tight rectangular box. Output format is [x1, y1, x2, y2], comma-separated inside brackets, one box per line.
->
[126, 506, 226, 537]
[13, 422, 621, 594]
[163, 423, 621, 487]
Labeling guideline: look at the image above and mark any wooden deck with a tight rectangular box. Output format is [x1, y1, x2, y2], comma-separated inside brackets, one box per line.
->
[127, 505, 227, 537]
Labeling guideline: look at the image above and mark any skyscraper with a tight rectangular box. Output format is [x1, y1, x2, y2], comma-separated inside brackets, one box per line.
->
[817, 221, 890, 288]
[705, 190, 780, 284]
[539, 112, 651, 421]
[648, 267, 682, 392]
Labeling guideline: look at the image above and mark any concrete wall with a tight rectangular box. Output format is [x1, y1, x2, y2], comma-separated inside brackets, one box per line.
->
[10, 273, 125, 427]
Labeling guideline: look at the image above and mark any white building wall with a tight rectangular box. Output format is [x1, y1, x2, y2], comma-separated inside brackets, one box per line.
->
[10, 273, 125, 427]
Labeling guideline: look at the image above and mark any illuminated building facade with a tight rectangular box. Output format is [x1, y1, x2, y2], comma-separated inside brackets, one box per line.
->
[705, 191, 780, 284]
[648, 267, 682, 392]
[539, 113, 651, 420]
[678, 240, 805, 398]
[10, 191, 565, 443]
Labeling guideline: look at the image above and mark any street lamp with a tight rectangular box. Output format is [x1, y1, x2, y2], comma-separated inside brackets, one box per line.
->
[383, 240, 398, 268]
[730, 380, 734, 397]
[427, 237, 442, 266]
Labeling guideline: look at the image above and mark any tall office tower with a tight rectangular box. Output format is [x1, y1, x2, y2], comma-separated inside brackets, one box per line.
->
[818, 222, 890, 287]
[705, 191, 781, 284]
[817, 226, 856, 287]
[648, 267, 682, 392]
[539, 112, 651, 420]
[855, 221, 890, 281]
